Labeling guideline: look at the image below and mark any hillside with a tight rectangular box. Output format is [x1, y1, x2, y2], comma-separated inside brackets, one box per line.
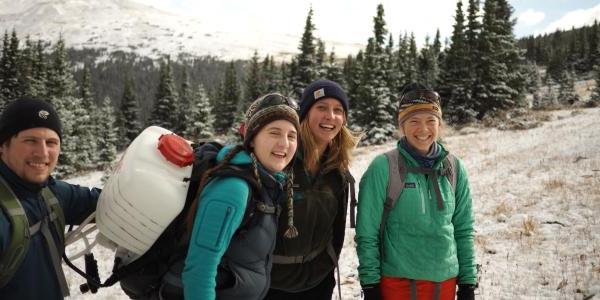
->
[64, 107, 600, 299]
[0, 0, 362, 60]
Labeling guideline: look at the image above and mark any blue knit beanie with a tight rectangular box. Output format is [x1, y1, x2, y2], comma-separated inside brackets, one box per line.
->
[300, 79, 349, 121]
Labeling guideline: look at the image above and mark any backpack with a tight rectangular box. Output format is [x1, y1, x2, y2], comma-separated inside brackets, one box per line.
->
[0, 177, 65, 288]
[80, 142, 269, 298]
[349, 149, 458, 258]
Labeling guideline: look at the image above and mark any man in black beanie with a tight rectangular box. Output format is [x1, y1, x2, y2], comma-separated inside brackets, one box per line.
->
[0, 97, 100, 300]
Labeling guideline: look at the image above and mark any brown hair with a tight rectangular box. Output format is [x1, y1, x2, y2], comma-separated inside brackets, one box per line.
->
[300, 120, 361, 175]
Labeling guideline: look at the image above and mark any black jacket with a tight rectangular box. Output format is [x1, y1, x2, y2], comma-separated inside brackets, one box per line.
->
[269, 154, 351, 292]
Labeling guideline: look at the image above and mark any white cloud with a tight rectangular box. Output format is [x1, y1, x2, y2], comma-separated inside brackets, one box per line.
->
[542, 3, 600, 34]
[517, 9, 545, 27]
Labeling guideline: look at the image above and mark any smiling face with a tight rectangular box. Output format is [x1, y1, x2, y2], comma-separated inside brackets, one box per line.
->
[250, 119, 298, 173]
[0, 127, 61, 184]
[306, 98, 345, 149]
[399, 112, 441, 155]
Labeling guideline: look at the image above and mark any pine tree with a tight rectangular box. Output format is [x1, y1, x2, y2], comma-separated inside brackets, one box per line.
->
[149, 58, 179, 130]
[176, 69, 193, 134]
[591, 65, 600, 106]
[325, 49, 344, 84]
[417, 36, 439, 88]
[118, 77, 142, 149]
[472, 0, 525, 118]
[29, 40, 47, 97]
[73, 64, 96, 169]
[184, 84, 214, 140]
[495, 0, 527, 107]
[589, 20, 600, 70]
[315, 39, 328, 78]
[47, 36, 80, 176]
[465, 0, 481, 63]
[97, 96, 118, 168]
[343, 52, 363, 126]
[541, 78, 558, 108]
[261, 55, 279, 94]
[46, 36, 75, 101]
[244, 51, 262, 105]
[464, 0, 481, 97]
[0, 30, 21, 108]
[556, 67, 579, 105]
[406, 33, 419, 83]
[214, 61, 240, 134]
[440, 0, 477, 123]
[18, 36, 35, 97]
[292, 7, 317, 97]
[395, 33, 410, 91]
[357, 4, 396, 145]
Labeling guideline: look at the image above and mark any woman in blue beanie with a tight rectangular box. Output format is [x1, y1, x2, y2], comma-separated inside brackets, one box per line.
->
[265, 79, 361, 300]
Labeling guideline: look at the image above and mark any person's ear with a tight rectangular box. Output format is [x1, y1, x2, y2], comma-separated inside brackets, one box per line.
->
[238, 122, 246, 137]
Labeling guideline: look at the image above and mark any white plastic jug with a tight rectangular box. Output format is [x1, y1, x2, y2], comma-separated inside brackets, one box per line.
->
[96, 126, 194, 256]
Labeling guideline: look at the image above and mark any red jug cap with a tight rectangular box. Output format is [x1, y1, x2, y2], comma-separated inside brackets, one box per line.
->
[157, 134, 194, 167]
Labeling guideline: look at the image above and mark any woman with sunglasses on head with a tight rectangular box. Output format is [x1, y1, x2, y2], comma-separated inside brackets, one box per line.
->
[355, 83, 477, 300]
[177, 93, 299, 300]
[265, 79, 361, 300]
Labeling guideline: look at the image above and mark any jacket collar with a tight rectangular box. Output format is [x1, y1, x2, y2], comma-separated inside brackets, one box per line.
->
[0, 160, 50, 193]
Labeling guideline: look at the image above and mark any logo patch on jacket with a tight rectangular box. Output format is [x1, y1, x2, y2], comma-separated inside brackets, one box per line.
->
[404, 182, 416, 188]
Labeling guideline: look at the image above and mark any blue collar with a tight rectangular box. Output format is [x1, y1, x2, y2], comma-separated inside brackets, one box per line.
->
[399, 137, 440, 169]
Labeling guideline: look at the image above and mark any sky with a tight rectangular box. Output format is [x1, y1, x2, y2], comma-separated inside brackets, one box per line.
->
[132, 0, 600, 47]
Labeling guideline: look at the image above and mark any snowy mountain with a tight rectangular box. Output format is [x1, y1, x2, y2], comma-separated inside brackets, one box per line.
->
[63, 107, 600, 299]
[0, 0, 363, 60]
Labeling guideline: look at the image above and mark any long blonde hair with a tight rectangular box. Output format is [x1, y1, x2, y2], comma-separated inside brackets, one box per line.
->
[300, 121, 361, 175]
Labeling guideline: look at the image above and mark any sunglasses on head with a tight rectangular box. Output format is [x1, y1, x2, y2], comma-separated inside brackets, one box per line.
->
[400, 89, 441, 105]
[258, 93, 300, 111]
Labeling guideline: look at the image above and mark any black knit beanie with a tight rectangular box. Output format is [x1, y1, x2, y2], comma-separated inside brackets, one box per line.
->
[0, 97, 63, 144]
[300, 79, 349, 121]
[243, 93, 300, 150]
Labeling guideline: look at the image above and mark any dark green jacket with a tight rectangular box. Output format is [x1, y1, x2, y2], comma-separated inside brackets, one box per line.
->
[269, 154, 350, 292]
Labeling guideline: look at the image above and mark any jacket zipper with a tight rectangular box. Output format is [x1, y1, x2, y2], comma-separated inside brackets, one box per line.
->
[419, 177, 426, 214]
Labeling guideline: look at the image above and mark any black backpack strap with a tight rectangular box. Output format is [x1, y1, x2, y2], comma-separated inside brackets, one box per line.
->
[345, 171, 357, 228]
[380, 149, 407, 259]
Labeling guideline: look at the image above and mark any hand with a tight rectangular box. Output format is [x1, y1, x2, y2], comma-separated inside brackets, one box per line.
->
[456, 284, 475, 300]
[362, 283, 382, 300]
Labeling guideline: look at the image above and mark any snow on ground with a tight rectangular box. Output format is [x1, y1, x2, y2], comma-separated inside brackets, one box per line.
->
[63, 107, 600, 299]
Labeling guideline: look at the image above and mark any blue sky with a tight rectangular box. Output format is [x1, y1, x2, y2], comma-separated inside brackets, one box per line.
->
[135, 0, 600, 46]
[511, 0, 600, 37]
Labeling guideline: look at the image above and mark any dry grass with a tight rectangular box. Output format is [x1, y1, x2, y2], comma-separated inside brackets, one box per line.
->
[543, 178, 566, 189]
[492, 201, 512, 216]
[522, 215, 537, 236]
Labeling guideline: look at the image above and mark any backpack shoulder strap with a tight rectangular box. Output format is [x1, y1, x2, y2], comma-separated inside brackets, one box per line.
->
[379, 149, 407, 259]
[345, 171, 357, 228]
[0, 177, 30, 288]
[443, 153, 459, 192]
[40, 187, 65, 245]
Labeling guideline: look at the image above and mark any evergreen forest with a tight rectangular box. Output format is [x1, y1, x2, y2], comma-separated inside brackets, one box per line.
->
[1, 0, 599, 177]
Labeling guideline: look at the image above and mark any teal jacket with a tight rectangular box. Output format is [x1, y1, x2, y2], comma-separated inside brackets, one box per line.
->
[182, 146, 286, 299]
[355, 142, 476, 285]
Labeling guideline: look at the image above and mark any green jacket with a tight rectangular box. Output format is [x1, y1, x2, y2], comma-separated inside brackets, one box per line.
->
[355, 142, 476, 285]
